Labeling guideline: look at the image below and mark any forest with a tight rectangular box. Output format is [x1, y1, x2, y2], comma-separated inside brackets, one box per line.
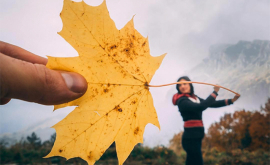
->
[1, 98, 269, 165]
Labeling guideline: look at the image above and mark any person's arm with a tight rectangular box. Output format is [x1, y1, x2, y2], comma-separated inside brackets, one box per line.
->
[177, 91, 218, 112]
[205, 94, 240, 108]
[209, 99, 233, 108]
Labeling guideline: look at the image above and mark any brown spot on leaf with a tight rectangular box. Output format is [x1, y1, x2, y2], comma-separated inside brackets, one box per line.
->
[142, 42, 146, 47]
[87, 151, 92, 160]
[59, 149, 63, 153]
[114, 105, 122, 112]
[134, 127, 139, 135]
[104, 89, 109, 93]
[110, 45, 117, 50]
[81, 12, 85, 16]
[94, 88, 98, 94]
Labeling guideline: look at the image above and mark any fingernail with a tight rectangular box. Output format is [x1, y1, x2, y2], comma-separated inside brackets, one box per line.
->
[61, 73, 87, 93]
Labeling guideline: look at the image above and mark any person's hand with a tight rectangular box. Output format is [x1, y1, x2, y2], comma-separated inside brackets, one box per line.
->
[214, 85, 220, 93]
[232, 94, 240, 103]
[0, 41, 88, 105]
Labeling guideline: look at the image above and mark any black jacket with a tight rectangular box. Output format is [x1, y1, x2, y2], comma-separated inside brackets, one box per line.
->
[177, 91, 233, 139]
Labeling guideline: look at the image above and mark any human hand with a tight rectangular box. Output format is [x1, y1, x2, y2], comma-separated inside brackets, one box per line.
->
[0, 41, 88, 105]
[214, 85, 220, 93]
[232, 94, 240, 103]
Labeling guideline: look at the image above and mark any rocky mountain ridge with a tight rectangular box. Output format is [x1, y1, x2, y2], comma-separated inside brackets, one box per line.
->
[189, 40, 270, 108]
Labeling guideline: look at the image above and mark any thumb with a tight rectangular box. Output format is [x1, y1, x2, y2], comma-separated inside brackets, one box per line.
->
[0, 53, 87, 105]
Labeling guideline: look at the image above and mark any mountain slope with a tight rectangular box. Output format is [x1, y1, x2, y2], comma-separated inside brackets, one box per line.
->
[189, 40, 270, 108]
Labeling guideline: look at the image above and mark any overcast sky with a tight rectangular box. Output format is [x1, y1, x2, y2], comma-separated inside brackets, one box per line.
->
[0, 0, 270, 147]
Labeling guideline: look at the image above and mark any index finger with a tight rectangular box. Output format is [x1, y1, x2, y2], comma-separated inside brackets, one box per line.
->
[0, 41, 47, 65]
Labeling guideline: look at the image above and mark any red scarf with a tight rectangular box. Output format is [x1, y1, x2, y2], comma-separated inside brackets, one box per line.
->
[172, 93, 197, 105]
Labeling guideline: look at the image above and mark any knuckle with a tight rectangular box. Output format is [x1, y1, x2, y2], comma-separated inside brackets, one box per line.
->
[33, 64, 54, 103]
[42, 65, 54, 87]
[35, 64, 54, 88]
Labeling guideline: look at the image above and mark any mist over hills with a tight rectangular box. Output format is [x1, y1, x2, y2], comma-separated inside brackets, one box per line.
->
[189, 40, 270, 109]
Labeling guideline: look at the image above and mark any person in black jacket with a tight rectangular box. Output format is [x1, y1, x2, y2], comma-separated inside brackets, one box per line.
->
[172, 76, 240, 165]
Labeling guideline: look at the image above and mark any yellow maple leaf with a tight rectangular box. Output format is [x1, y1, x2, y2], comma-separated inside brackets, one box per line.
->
[44, 0, 166, 164]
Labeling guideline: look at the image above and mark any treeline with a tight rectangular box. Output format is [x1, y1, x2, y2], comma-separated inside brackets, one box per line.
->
[0, 132, 178, 164]
[170, 98, 270, 165]
[0, 132, 56, 164]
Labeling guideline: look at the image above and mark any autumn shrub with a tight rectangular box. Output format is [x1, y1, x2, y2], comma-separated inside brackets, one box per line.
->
[207, 98, 270, 152]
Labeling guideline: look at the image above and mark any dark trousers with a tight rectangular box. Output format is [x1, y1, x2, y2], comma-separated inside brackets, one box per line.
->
[182, 138, 203, 165]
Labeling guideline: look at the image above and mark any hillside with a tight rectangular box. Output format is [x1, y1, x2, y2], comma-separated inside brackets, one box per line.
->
[189, 40, 270, 108]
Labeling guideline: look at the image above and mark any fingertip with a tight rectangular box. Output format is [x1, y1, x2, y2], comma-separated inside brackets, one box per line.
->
[61, 72, 88, 94]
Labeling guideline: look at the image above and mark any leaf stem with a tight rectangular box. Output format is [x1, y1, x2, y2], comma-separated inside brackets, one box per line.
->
[148, 81, 240, 95]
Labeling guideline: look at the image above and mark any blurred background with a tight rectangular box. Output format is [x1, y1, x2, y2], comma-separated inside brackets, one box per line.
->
[0, 0, 269, 164]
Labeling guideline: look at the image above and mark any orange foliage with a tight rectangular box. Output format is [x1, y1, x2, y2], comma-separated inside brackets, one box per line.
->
[169, 131, 183, 155]
[207, 98, 270, 152]
[248, 98, 270, 151]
